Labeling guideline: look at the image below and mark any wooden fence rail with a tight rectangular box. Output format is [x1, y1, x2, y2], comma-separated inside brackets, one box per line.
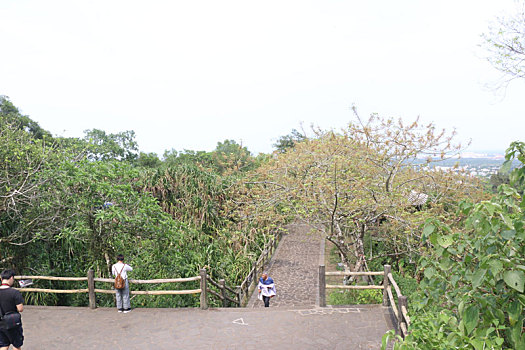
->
[206, 276, 240, 307]
[12, 231, 285, 310]
[318, 263, 410, 338]
[15, 269, 207, 309]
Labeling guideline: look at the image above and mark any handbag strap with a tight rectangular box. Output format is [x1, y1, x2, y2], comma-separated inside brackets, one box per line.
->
[0, 288, 7, 317]
[117, 264, 126, 278]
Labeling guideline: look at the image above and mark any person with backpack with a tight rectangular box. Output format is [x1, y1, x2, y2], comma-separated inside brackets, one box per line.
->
[0, 269, 24, 350]
[111, 254, 133, 313]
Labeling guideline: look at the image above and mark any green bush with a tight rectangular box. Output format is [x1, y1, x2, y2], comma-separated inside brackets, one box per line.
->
[384, 142, 525, 350]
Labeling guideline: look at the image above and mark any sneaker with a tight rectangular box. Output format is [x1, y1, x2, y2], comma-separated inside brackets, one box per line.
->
[118, 309, 123, 313]
[123, 309, 132, 313]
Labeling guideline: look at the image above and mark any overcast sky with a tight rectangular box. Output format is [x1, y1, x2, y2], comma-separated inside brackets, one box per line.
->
[1, 1, 524, 156]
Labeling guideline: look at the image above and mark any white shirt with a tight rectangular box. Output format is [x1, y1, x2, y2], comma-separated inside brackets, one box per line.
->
[257, 282, 276, 297]
[111, 262, 133, 280]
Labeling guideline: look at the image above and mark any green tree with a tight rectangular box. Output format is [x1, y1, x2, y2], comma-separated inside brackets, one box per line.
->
[273, 129, 306, 153]
[236, 111, 484, 278]
[136, 152, 161, 168]
[0, 98, 266, 308]
[212, 140, 254, 174]
[482, 1, 525, 87]
[83, 129, 139, 162]
[163, 149, 214, 169]
[0, 96, 52, 140]
[0, 110, 56, 269]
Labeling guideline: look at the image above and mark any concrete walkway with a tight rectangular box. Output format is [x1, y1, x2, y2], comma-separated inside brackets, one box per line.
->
[19, 223, 396, 349]
[21, 305, 394, 349]
[248, 223, 322, 308]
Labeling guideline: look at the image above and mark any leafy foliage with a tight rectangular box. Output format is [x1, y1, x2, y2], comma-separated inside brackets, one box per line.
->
[273, 129, 307, 153]
[140, 163, 231, 233]
[0, 96, 52, 140]
[238, 111, 485, 282]
[83, 128, 139, 162]
[0, 98, 267, 308]
[386, 142, 525, 349]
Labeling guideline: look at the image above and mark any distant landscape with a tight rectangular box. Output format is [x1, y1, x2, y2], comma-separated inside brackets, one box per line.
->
[417, 152, 514, 178]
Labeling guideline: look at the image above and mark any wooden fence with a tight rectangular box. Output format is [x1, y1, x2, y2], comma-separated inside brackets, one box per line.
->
[13, 229, 283, 310]
[318, 263, 410, 338]
[15, 269, 210, 309]
[206, 275, 240, 307]
[13, 231, 284, 310]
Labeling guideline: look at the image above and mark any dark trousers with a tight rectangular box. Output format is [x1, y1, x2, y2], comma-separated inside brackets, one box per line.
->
[263, 296, 270, 307]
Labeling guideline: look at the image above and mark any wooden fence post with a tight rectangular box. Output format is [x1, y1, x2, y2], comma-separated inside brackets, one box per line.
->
[219, 279, 227, 307]
[398, 295, 407, 335]
[383, 265, 391, 307]
[200, 269, 208, 310]
[87, 269, 96, 309]
[319, 265, 326, 307]
[236, 286, 242, 307]
[251, 261, 257, 286]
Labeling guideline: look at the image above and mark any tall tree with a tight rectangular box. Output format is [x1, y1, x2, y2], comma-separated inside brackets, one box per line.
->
[83, 129, 139, 162]
[212, 140, 254, 174]
[234, 111, 485, 277]
[482, 1, 525, 87]
[0, 96, 52, 140]
[273, 129, 307, 153]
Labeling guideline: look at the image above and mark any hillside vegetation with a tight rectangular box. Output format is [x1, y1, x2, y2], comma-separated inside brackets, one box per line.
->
[0, 96, 282, 308]
[1, 97, 523, 348]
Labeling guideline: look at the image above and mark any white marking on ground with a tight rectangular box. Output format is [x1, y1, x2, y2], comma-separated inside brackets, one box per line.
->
[232, 318, 248, 326]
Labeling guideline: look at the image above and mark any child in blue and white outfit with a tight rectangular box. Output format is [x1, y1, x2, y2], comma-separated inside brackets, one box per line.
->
[257, 272, 276, 307]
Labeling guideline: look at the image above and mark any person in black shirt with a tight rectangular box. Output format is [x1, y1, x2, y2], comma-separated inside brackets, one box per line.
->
[0, 270, 24, 350]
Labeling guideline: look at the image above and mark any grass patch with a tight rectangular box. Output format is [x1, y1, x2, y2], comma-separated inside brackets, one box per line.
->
[327, 288, 383, 305]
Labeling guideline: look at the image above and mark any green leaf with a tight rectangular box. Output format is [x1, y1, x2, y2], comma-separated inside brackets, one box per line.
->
[439, 257, 452, 270]
[422, 224, 435, 238]
[429, 233, 438, 246]
[484, 202, 496, 216]
[489, 259, 503, 277]
[501, 159, 512, 173]
[458, 300, 465, 315]
[471, 269, 487, 289]
[469, 338, 484, 350]
[463, 305, 479, 336]
[424, 267, 436, 279]
[504, 270, 525, 293]
[494, 308, 506, 324]
[437, 235, 454, 248]
[509, 322, 524, 349]
[501, 230, 516, 240]
[508, 300, 522, 327]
